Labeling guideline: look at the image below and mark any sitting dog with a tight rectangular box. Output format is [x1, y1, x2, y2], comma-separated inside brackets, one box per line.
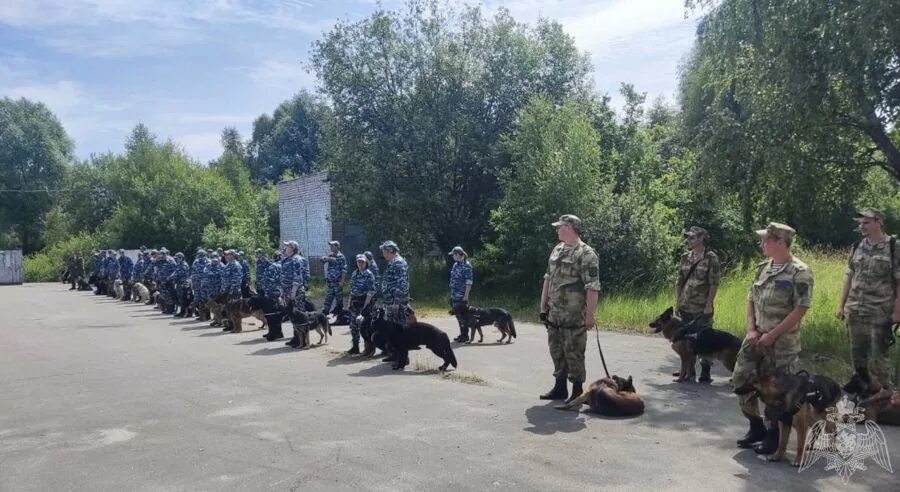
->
[113, 279, 125, 300]
[734, 365, 842, 466]
[370, 309, 457, 371]
[843, 367, 900, 426]
[458, 306, 517, 344]
[649, 307, 741, 383]
[556, 375, 645, 416]
[288, 309, 331, 348]
[131, 282, 151, 303]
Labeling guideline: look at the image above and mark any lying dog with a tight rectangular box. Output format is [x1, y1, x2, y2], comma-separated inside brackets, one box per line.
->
[556, 375, 645, 416]
[370, 309, 457, 371]
[463, 306, 517, 344]
[288, 309, 331, 348]
[843, 367, 900, 426]
[734, 365, 842, 466]
[649, 307, 740, 383]
[113, 279, 125, 300]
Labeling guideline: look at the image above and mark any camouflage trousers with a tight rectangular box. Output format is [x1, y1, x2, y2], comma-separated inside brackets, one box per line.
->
[384, 303, 407, 325]
[847, 312, 895, 389]
[323, 282, 343, 314]
[731, 332, 799, 420]
[349, 295, 370, 344]
[546, 324, 587, 383]
[678, 310, 712, 369]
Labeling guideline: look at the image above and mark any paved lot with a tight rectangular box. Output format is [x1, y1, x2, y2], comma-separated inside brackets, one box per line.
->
[1, 283, 897, 491]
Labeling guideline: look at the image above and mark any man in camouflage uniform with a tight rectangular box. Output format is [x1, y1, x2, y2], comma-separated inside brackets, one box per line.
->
[364, 251, 380, 300]
[321, 240, 348, 315]
[259, 251, 284, 341]
[221, 250, 244, 332]
[105, 250, 119, 298]
[117, 249, 134, 301]
[203, 253, 225, 326]
[69, 254, 84, 291]
[237, 251, 251, 298]
[732, 222, 814, 455]
[133, 249, 145, 290]
[190, 250, 209, 320]
[347, 254, 376, 354]
[254, 248, 270, 297]
[168, 252, 191, 317]
[837, 208, 899, 389]
[448, 246, 474, 343]
[380, 240, 409, 325]
[674, 226, 722, 382]
[540, 215, 601, 406]
[157, 248, 178, 314]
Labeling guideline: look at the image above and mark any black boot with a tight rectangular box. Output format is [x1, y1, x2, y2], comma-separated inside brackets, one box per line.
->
[539, 377, 569, 400]
[564, 381, 583, 405]
[698, 361, 712, 383]
[347, 342, 360, 355]
[736, 417, 767, 448]
[753, 420, 780, 454]
[286, 334, 300, 348]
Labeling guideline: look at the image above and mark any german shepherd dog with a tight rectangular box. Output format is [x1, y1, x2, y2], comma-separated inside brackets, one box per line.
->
[289, 309, 331, 347]
[556, 375, 645, 416]
[131, 282, 151, 303]
[462, 306, 517, 344]
[843, 367, 900, 426]
[370, 309, 457, 371]
[649, 307, 741, 383]
[734, 365, 842, 466]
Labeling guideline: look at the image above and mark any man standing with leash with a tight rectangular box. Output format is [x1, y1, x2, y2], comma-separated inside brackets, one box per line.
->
[539, 214, 601, 406]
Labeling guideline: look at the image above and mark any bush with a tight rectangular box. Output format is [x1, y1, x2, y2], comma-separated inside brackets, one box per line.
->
[23, 231, 104, 282]
[24, 253, 59, 282]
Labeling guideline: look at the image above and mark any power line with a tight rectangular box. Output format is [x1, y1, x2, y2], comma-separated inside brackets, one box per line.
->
[0, 189, 66, 193]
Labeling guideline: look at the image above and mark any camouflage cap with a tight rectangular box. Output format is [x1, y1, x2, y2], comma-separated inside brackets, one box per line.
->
[210, 252, 220, 260]
[355, 254, 367, 262]
[683, 226, 708, 238]
[448, 246, 467, 257]
[379, 240, 399, 252]
[282, 240, 299, 252]
[196, 250, 206, 257]
[329, 240, 341, 249]
[272, 252, 282, 261]
[224, 249, 236, 256]
[150, 249, 158, 255]
[139, 245, 147, 252]
[159, 247, 169, 254]
[254, 248, 264, 254]
[118, 249, 125, 254]
[551, 214, 582, 229]
[174, 252, 184, 259]
[363, 251, 374, 260]
[206, 249, 214, 254]
[755, 222, 796, 241]
[855, 208, 885, 221]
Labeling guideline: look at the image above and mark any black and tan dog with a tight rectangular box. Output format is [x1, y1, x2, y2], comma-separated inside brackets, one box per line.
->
[734, 365, 842, 466]
[453, 306, 516, 344]
[843, 367, 900, 426]
[556, 375, 645, 416]
[370, 309, 457, 371]
[288, 309, 331, 348]
[649, 307, 740, 383]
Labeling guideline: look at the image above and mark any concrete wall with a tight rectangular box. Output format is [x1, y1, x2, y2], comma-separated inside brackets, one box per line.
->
[0, 250, 24, 285]
[277, 172, 333, 276]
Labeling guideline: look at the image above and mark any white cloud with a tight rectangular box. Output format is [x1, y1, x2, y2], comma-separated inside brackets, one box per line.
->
[1, 80, 87, 113]
[171, 132, 225, 163]
[248, 58, 318, 91]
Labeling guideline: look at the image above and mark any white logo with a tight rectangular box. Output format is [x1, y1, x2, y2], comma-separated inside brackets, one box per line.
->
[799, 396, 893, 483]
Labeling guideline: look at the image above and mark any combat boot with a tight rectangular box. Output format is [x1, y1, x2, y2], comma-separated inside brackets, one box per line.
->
[539, 377, 568, 400]
[698, 362, 712, 383]
[286, 334, 301, 348]
[753, 420, 780, 455]
[736, 416, 766, 448]
[347, 342, 360, 355]
[564, 381, 583, 405]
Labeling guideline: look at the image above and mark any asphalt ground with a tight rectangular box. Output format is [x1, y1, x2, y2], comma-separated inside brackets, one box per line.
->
[1, 283, 897, 491]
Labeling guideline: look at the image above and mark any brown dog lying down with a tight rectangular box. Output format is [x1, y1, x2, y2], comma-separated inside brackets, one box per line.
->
[555, 375, 645, 416]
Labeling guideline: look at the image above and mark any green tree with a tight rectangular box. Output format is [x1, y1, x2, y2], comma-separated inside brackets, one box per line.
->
[0, 98, 73, 253]
[312, 0, 593, 254]
[246, 92, 328, 183]
[681, 0, 900, 248]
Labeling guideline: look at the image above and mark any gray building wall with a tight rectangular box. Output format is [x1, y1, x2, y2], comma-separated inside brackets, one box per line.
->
[0, 250, 23, 285]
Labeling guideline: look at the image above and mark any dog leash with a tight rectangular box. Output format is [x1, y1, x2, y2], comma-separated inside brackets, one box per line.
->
[542, 313, 611, 378]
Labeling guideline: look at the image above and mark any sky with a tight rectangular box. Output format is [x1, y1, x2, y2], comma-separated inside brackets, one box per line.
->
[0, 0, 701, 163]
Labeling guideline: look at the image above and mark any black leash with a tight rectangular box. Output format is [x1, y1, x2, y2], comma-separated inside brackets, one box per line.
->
[542, 313, 611, 378]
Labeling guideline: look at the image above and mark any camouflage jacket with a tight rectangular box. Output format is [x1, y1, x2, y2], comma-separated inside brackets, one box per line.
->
[222, 260, 243, 296]
[201, 263, 223, 297]
[157, 257, 176, 283]
[118, 256, 133, 280]
[676, 249, 721, 314]
[350, 268, 376, 297]
[845, 236, 900, 318]
[132, 258, 145, 281]
[255, 258, 270, 285]
[323, 252, 348, 283]
[168, 261, 190, 287]
[449, 260, 474, 301]
[261, 261, 282, 297]
[544, 240, 601, 327]
[190, 258, 209, 285]
[748, 256, 814, 334]
[382, 255, 409, 305]
[280, 254, 304, 294]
